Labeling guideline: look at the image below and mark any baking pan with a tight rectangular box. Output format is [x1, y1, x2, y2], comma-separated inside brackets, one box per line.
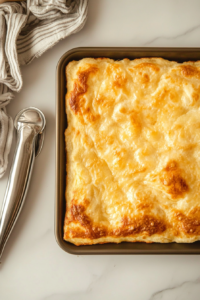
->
[56, 47, 200, 254]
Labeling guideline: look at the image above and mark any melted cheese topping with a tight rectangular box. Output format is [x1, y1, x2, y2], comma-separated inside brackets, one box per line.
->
[64, 57, 200, 245]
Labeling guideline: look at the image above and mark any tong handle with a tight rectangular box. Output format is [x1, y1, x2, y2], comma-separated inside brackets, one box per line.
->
[0, 126, 36, 258]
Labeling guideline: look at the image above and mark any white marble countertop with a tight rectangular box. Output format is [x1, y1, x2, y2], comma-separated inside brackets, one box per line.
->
[1, 0, 200, 299]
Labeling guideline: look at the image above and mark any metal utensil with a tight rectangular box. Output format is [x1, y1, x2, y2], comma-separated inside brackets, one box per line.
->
[0, 107, 46, 261]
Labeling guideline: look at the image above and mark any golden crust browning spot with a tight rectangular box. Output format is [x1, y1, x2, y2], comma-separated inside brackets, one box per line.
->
[153, 88, 179, 108]
[119, 215, 166, 237]
[113, 75, 127, 88]
[68, 200, 108, 239]
[69, 81, 86, 113]
[134, 63, 160, 73]
[174, 207, 200, 236]
[180, 65, 200, 79]
[119, 107, 127, 114]
[65, 199, 167, 240]
[106, 65, 128, 90]
[136, 202, 154, 211]
[140, 73, 150, 83]
[69, 66, 98, 114]
[70, 203, 91, 227]
[159, 161, 189, 199]
[129, 110, 141, 131]
[84, 107, 100, 123]
[192, 92, 199, 104]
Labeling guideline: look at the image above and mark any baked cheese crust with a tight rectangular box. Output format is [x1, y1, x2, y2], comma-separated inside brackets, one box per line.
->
[64, 57, 200, 245]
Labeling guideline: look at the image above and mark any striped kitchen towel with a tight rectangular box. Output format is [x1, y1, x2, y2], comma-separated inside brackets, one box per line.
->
[0, 0, 88, 177]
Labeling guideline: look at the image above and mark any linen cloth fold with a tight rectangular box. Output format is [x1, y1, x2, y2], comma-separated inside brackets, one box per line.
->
[0, 0, 88, 177]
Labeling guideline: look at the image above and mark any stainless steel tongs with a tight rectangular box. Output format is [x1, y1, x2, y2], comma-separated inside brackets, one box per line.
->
[0, 107, 46, 261]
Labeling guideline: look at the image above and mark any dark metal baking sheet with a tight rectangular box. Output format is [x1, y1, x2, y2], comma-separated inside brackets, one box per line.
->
[56, 47, 200, 254]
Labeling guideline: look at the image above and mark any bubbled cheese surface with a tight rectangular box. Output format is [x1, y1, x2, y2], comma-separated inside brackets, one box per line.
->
[64, 57, 200, 245]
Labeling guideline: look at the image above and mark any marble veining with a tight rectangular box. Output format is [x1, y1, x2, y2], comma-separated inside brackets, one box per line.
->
[1, 0, 200, 299]
[149, 277, 200, 300]
[144, 22, 200, 46]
